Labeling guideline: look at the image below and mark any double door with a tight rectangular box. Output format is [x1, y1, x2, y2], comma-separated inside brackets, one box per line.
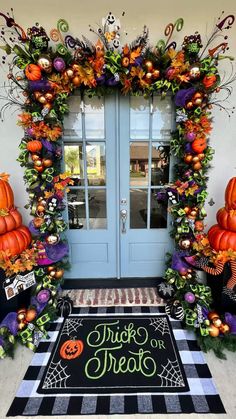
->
[63, 94, 173, 278]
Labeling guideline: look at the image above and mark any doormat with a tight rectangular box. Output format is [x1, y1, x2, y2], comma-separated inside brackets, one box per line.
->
[62, 287, 164, 306]
[7, 307, 225, 416]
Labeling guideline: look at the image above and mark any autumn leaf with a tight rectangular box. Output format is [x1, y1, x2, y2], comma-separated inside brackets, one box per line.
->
[177, 74, 190, 83]
[167, 47, 177, 59]
[130, 47, 141, 64]
[44, 191, 54, 199]
[75, 64, 96, 88]
[123, 44, 130, 56]
[185, 185, 199, 196]
[121, 78, 132, 94]
[17, 112, 32, 128]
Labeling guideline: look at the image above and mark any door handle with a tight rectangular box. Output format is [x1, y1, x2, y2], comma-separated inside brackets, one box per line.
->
[120, 209, 127, 233]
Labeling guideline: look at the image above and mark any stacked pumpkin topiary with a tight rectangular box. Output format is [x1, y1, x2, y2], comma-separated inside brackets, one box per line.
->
[208, 178, 236, 251]
[0, 174, 31, 256]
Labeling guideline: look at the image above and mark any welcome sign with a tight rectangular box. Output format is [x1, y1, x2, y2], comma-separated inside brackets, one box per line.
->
[38, 314, 189, 394]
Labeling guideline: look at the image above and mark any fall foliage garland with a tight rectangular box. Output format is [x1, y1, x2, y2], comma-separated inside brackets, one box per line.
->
[0, 10, 236, 358]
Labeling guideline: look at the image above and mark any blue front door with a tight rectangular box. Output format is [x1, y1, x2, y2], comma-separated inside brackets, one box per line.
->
[63, 94, 173, 279]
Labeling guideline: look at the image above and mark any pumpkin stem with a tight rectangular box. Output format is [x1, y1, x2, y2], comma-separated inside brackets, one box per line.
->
[0, 172, 10, 182]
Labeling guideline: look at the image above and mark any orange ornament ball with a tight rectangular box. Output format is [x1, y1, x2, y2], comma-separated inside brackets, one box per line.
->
[152, 69, 160, 79]
[44, 103, 52, 111]
[195, 220, 204, 231]
[47, 265, 56, 272]
[145, 72, 153, 81]
[144, 60, 153, 71]
[31, 154, 40, 162]
[54, 269, 64, 279]
[18, 321, 26, 330]
[122, 57, 130, 67]
[72, 76, 81, 87]
[25, 308, 37, 323]
[33, 217, 44, 228]
[208, 325, 220, 337]
[66, 68, 74, 78]
[184, 154, 193, 164]
[212, 317, 222, 328]
[198, 153, 205, 161]
[186, 101, 193, 110]
[34, 165, 44, 173]
[42, 158, 53, 168]
[184, 206, 191, 214]
[45, 92, 54, 102]
[49, 270, 56, 277]
[37, 204, 46, 213]
[220, 323, 230, 334]
[192, 161, 202, 171]
[208, 311, 220, 321]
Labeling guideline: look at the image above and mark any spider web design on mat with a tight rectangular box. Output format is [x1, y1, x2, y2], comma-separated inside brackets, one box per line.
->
[61, 318, 83, 336]
[149, 317, 170, 336]
[158, 359, 185, 387]
[42, 361, 70, 389]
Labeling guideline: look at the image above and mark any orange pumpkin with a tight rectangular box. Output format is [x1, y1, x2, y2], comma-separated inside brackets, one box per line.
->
[0, 207, 22, 234]
[225, 177, 236, 210]
[25, 64, 42, 81]
[191, 138, 207, 153]
[0, 225, 32, 256]
[208, 224, 236, 251]
[216, 207, 236, 232]
[60, 339, 84, 360]
[0, 178, 14, 210]
[194, 220, 204, 231]
[27, 140, 43, 153]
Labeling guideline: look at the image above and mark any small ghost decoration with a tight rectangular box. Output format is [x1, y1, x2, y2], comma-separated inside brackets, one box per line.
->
[102, 12, 121, 52]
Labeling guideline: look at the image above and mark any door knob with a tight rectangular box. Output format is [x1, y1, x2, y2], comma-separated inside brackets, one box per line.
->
[120, 209, 127, 233]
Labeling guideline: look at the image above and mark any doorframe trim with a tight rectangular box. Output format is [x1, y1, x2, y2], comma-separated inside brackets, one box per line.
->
[116, 92, 121, 279]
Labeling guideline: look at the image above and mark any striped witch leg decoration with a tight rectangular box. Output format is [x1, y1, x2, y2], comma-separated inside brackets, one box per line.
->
[227, 260, 236, 289]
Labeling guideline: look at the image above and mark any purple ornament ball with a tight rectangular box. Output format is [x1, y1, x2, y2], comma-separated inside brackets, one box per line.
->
[53, 57, 66, 72]
[185, 142, 193, 153]
[184, 292, 196, 304]
[26, 127, 34, 137]
[185, 132, 196, 142]
[36, 289, 51, 304]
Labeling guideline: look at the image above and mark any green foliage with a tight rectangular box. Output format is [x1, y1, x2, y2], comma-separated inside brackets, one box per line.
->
[198, 334, 236, 359]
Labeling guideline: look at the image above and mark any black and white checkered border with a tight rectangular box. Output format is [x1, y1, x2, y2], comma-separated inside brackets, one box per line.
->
[7, 306, 225, 416]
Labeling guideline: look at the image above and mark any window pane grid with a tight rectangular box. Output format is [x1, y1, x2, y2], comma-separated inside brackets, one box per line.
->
[65, 96, 107, 230]
[129, 95, 171, 230]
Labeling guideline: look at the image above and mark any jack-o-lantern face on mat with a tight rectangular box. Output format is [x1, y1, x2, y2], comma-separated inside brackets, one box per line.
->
[60, 338, 84, 360]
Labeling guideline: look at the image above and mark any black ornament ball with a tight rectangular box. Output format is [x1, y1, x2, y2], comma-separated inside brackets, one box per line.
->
[157, 282, 176, 300]
[165, 301, 185, 321]
[56, 295, 73, 318]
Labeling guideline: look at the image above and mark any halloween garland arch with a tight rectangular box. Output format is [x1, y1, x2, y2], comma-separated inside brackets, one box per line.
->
[0, 9, 236, 358]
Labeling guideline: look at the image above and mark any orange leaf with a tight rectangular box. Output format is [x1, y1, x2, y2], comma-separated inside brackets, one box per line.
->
[130, 47, 141, 64]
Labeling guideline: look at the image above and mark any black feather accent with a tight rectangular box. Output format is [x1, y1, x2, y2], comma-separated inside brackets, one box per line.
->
[129, 25, 149, 51]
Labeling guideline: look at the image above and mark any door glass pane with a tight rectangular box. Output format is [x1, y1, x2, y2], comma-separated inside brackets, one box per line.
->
[89, 189, 107, 229]
[151, 144, 170, 186]
[64, 144, 84, 186]
[86, 142, 106, 186]
[130, 96, 149, 139]
[150, 189, 168, 228]
[152, 96, 172, 140]
[130, 142, 149, 186]
[130, 189, 148, 229]
[85, 96, 104, 139]
[67, 189, 86, 229]
[63, 95, 82, 138]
